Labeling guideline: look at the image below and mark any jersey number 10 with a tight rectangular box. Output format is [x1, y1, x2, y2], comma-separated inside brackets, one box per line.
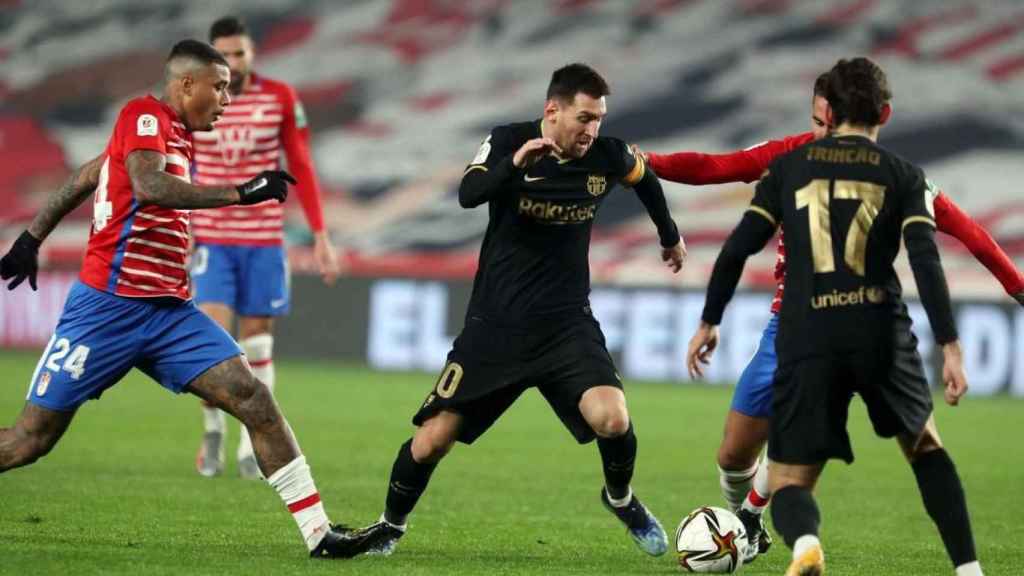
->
[795, 179, 886, 276]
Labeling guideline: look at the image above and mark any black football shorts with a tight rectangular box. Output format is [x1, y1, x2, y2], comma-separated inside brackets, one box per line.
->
[768, 332, 932, 465]
[412, 311, 621, 444]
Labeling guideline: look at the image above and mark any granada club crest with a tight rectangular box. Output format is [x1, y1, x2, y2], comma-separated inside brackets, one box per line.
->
[587, 174, 607, 196]
[217, 125, 255, 165]
[36, 371, 51, 397]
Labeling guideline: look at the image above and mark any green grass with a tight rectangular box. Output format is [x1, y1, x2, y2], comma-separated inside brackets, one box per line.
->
[0, 352, 1020, 575]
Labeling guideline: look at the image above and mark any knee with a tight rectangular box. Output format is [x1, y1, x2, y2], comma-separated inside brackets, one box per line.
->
[717, 441, 759, 471]
[589, 408, 630, 439]
[717, 446, 752, 472]
[411, 424, 456, 464]
[231, 377, 277, 429]
[904, 429, 944, 463]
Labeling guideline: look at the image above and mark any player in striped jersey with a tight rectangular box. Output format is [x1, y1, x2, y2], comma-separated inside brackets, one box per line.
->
[190, 16, 340, 480]
[639, 72, 1023, 564]
[0, 40, 355, 558]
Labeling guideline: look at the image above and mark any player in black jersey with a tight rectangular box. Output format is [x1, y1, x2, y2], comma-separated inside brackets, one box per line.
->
[339, 63, 686, 558]
[689, 58, 982, 576]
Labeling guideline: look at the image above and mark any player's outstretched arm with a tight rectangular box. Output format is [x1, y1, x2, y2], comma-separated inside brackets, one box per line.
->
[0, 154, 105, 290]
[904, 222, 958, 345]
[639, 134, 813, 186]
[904, 221, 966, 405]
[127, 150, 292, 209]
[631, 170, 683, 259]
[458, 137, 560, 208]
[689, 211, 773, 378]
[700, 210, 777, 328]
[279, 90, 339, 285]
[458, 153, 518, 209]
[933, 192, 1024, 302]
[28, 154, 105, 242]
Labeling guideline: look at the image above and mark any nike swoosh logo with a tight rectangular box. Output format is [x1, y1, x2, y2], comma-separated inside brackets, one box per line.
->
[249, 178, 268, 191]
[271, 298, 287, 308]
[523, 175, 547, 182]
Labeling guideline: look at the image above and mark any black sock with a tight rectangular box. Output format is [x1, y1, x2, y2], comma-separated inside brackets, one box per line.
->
[383, 439, 437, 526]
[771, 485, 820, 549]
[911, 448, 977, 567]
[597, 423, 636, 501]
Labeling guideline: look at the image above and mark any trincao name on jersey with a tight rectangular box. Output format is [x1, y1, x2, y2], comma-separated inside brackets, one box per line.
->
[750, 134, 946, 364]
[79, 95, 193, 300]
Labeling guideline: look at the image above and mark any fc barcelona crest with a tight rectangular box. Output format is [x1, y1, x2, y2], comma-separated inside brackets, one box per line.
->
[587, 174, 607, 196]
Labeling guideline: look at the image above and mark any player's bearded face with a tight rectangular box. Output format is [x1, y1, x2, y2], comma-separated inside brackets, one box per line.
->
[811, 95, 831, 140]
[184, 64, 230, 131]
[551, 93, 606, 159]
[213, 35, 254, 95]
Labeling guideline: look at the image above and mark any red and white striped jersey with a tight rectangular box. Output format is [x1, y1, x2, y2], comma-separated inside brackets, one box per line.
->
[648, 130, 1024, 313]
[648, 132, 815, 314]
[79, 96, 193, 300]
[191, 73, 324, 246]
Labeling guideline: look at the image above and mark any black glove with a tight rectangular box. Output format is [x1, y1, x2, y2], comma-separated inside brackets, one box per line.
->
[236, 170, 296, 205]
[0, 230, 41, 291]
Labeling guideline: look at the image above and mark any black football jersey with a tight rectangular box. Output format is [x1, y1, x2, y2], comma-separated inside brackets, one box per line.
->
[462, 120, 646, 324]
[750, 134, 937, 363]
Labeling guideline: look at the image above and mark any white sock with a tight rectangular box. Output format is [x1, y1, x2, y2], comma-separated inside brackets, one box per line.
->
[719, 463, 758, 512]
[741, 457, 771, 514]
[606, 486, 633, 508]
[238, 334, 274, 461]
[202, 405, 226, 434]
[955, 561, 983, 576]
[267, 455, 330, 551]
[793, 534, 822, 560]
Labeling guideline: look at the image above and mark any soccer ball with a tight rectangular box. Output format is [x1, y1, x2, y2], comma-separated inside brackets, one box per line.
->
[675, 506, 750, 573]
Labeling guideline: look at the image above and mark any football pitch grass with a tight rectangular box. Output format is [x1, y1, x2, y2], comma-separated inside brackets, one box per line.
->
[0, 352, 1020, 576]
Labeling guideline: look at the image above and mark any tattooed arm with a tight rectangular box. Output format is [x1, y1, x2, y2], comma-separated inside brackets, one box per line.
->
[27, 155, 105, 241]
[127, 150, 240, 209]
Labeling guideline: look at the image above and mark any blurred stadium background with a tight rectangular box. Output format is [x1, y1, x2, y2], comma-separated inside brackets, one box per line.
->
[1, 0, 1023, 395]
[1, 2, 1023, 574]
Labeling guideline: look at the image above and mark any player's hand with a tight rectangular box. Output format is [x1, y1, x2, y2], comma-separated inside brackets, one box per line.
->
[1014, 291, 1024, 307]
[0, 230, 41, 291]
[236, 170, 296, 205]
[940, 341, 968, 406]
[513, 138, 562, 169]
[662, 239, 686, 273]
[629, 143, 649, 163]
[686, 321, 719, 379]
[313, 230, 340, 286]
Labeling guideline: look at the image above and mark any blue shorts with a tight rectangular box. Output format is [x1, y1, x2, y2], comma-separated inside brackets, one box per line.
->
[26, 282, 241, 412]
[191, 243, 290, 316]
[730, 314, 778, 419]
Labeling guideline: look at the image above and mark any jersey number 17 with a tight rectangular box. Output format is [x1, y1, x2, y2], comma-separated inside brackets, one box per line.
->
[796, 179, 886, 276]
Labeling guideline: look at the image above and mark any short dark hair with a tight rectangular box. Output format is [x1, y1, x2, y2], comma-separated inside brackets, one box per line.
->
[813, 72, 829, 98]
[825, 57, 892, 127]
[547, 63, 610, 103]
[209, 16, 249, 43]
[167, 39, 229, 68]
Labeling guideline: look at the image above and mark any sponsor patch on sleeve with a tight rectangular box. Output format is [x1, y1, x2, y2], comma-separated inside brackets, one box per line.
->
[924, 178, 938, 218]
[137, 113, 159, 137]
[471, 135, 492, 165]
